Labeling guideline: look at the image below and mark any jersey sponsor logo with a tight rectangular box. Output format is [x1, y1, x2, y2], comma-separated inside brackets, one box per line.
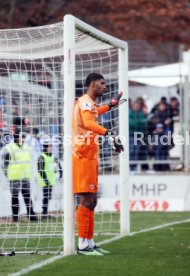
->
[89, 184, 95, 190]
[82, 102, 92, 111]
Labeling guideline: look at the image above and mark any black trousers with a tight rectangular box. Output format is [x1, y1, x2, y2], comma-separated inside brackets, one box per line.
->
[42, 186, 52, 215]
[10, 179, 35, 220]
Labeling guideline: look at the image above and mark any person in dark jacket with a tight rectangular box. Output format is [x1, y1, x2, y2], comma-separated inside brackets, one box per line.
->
[151, 123, 170, 171]
[129, 101, 147, 170]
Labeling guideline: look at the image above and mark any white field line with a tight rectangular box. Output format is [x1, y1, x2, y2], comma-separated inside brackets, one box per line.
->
[9, 218, 190, 276]
[8, 255, 64, 276]
[98, 218, 190, 246]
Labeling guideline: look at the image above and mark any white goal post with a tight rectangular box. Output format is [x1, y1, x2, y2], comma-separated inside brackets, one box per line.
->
[0, 14, 129, 256]
[63, 15, 129, 255]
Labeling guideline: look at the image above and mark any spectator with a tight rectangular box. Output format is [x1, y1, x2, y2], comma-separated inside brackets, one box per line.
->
[38, 139, 62, 219]
[129, 101, 147, 171]
[167, 97, 180, 149]
[12, 116, 31, 134]
[151, 96, 171, 114]
[146, 115, 159, 137]
[12, 107, 21, 133]
[0, 128, 38, 222]
[145, 115, 159, 161]
[136, 97, 148, 115]
[22, 117, 31, 131]
[170, 97, 179, 117]
[152, 102, 172, 133]
[12, 106, 20, 118]
[150, 123, 170, 171]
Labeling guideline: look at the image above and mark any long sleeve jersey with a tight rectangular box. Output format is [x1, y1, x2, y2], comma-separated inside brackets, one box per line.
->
[72, 94, 109, 160]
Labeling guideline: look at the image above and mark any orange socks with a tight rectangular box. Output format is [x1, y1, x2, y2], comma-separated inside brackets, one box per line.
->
[77, 207, 95, 239]
[77, 206, 90, 238]
[88, 210, 94, 239]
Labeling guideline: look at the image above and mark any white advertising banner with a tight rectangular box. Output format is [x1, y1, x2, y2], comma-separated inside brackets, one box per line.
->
[0, 174, 190, 216]
[98, 174, 190, 212]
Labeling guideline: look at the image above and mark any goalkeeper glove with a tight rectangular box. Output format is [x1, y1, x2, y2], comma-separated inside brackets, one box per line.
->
[105, 130, 124, 153]
[109, 92, 123, 110]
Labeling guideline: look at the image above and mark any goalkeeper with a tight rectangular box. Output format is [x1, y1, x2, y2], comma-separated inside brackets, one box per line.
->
[72, 72, 124, 256]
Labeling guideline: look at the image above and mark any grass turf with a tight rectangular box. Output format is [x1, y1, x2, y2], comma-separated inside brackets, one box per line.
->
[0, 212, 190, 275]
[25, 222, 190, 276]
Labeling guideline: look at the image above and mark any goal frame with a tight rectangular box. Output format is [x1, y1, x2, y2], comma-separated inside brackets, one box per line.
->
[63, 14, 129, 256]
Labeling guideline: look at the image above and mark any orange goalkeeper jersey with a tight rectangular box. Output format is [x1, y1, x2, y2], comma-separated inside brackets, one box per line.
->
[72, 94, 109, 160]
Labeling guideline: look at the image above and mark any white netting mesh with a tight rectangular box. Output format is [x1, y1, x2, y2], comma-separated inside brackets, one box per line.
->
[0, 22, 112, 60]
[0, 21, 121, 254]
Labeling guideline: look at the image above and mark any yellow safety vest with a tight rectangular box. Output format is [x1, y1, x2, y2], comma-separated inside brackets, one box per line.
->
[6, 143, 32, 181]
[38, 153, 56, 187]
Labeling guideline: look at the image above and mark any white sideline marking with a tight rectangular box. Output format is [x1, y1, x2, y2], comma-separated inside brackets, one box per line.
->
[98, 218, 190, 246]
[8, 255, 65, 276]
[9, 218, 190, 276]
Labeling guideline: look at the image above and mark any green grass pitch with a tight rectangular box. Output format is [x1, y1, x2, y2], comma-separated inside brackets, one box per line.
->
[0, 212, 190, 276]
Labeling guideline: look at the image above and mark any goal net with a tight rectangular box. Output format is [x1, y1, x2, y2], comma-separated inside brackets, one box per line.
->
[0, 15, 129, 255]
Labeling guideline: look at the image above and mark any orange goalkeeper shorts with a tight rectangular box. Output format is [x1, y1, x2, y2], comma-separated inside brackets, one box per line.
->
[72, 155, 98, 194]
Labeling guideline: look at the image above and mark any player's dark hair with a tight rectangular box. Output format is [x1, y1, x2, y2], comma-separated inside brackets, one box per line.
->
[170, 97, 178, 101]
[86, 73, 104, 87]
[161, 96, 167, 102]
